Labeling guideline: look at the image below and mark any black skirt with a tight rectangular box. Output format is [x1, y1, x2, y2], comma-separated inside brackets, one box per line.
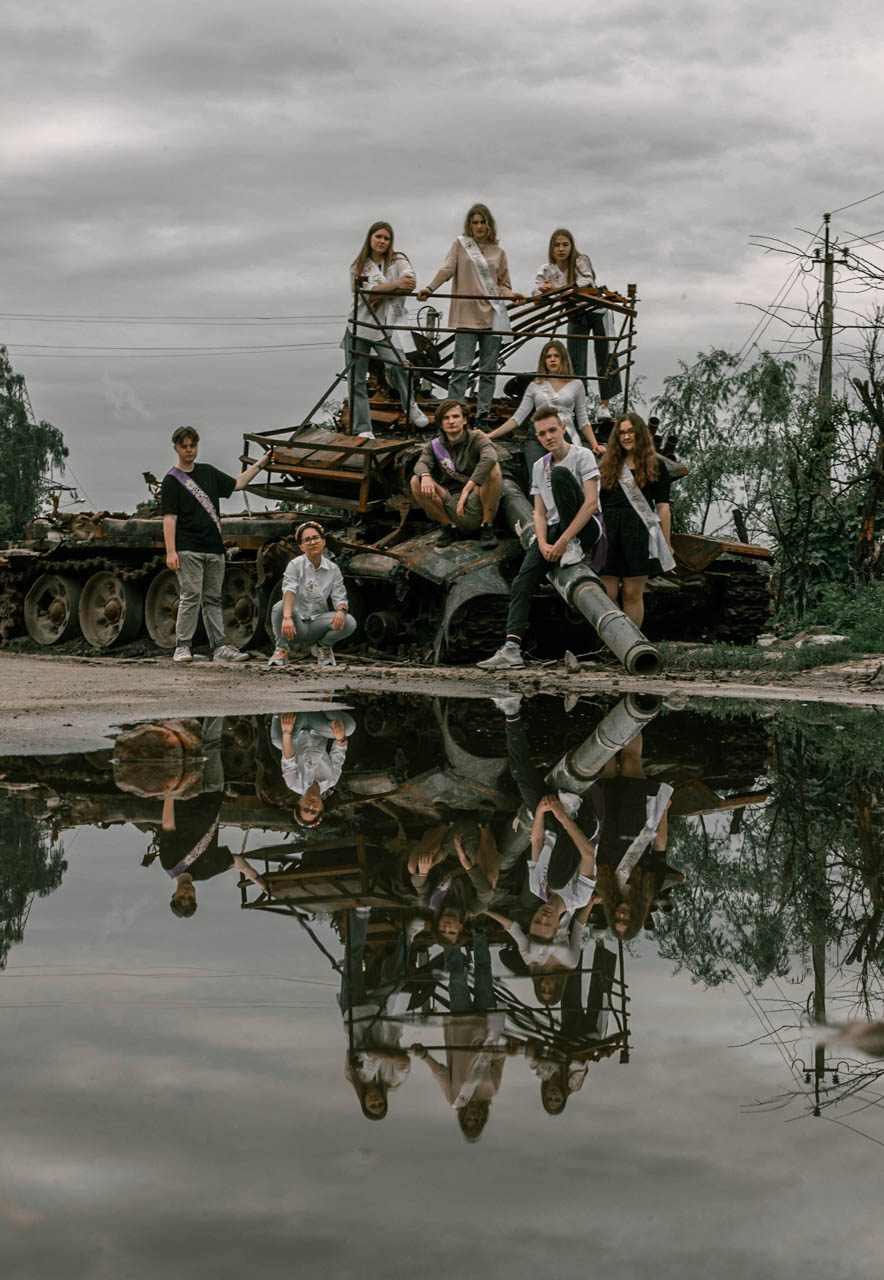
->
[602, 505, 663, 578]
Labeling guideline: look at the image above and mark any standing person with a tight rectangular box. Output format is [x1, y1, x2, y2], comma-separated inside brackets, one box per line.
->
[478, 408, 601, 670]
[487, 339, 604, 471]
[417, 204, 524, 428]
[599, 413, 674, 628]
[161, 427, 271, 663]
[345, 221, 428, 439]
[410, 399, 503, 548]
[534, 228, 622, 419]
[267, 521, 357, 668]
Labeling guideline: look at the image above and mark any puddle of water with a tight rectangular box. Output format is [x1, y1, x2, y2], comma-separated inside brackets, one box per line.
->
[1, 694, 882, 1280]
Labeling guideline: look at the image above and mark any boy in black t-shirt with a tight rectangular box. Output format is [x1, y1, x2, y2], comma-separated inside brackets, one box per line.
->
[160, 426, 271, 662]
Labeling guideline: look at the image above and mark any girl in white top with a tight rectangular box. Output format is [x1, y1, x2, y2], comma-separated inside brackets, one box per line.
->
[345, 221, 428, 437]
[534, 227, 622, 418]
[487, 339, 604, 473]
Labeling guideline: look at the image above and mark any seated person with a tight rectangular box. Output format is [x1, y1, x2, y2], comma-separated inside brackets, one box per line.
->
[410, 399, 502, 549]
[272, 709, 356, 828]
[267, 521, 357, 668]
[479, 407, 602, 670]
[408, 818, 500, 944]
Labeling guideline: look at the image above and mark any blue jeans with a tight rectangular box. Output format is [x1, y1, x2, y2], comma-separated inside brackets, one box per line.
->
[445, 930, 494, 1014]
[345, 331, 416, 434]
[449, 331, 502, 421]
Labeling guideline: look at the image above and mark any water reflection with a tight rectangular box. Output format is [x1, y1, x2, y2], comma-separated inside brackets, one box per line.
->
[1, 692, 882, 1150]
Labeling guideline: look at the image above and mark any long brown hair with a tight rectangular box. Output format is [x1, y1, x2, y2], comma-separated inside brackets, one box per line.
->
[351, 221, 407, 289]
[599, 412, 659, 490]
[595, 864, 656, 940]
[536, 339, 575, 379]
[547, 227, 595, 285]
[464, 203, 498, 244]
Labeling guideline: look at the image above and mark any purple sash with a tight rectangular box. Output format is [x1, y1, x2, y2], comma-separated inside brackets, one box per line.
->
[540, 454, 607, 572]
[168, 467, 223, 539]
[430, 438, 472, 487]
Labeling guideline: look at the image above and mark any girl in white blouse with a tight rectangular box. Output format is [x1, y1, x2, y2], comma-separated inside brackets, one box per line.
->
[487, 339, 604, 472]
[535, 227, 622, 419]
[345, 221, 428, 437]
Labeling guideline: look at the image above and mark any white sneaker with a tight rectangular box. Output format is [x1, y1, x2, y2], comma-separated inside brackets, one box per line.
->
[409, 404, 429, 429]
[492, 694, 523, 717]
[559, 540, 584, 567]
[477, 643, 524, 670]
[356, 429, 375, 439]
[173, 645, 192, 663]
[597, 404, 613, 421]
[266, 648, 288, 669]
[310, 643, 336, 667]
[213, 645, 248, 663]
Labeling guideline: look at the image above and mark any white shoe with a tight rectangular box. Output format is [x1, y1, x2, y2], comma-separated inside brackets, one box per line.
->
[597, 404, 613, 421]
[213, 645, 248, 663]
[478, 643, 524, 670]
[173, 645, 192, 663]
[492, 694, 523, 717]
[409, 405, 429, 429]
[559, 540, 584, 567]
[356, 429, 375, 439]
[266, 648, 288, 669]
[310, 643, 336, 667]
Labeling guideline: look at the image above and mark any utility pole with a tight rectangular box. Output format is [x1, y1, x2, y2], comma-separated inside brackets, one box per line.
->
[818, 213, 834, 411]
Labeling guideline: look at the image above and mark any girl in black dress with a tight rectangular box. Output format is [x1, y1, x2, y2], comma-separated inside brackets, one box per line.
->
[599, 412, 673, 627]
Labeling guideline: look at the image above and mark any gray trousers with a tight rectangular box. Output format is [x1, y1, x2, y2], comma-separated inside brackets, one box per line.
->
[449, 331, 502, 421]
[176, 551, 226, 650]
[271, 600, 357, 651]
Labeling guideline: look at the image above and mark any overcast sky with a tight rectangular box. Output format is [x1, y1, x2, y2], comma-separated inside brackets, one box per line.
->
[3, 0, 884, 512]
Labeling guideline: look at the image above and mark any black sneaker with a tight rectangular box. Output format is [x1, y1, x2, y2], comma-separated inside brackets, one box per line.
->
[437, 526, 458, 548]
[479, 523, 498, 549]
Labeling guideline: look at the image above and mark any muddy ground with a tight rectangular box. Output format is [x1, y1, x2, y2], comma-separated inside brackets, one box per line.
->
[2, 647, 883, 755]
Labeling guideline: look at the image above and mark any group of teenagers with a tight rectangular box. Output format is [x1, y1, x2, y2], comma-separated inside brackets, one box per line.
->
[159, 204, 674, 666]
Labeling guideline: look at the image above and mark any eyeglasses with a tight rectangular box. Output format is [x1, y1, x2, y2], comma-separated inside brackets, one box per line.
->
[300, 535, 323, 544]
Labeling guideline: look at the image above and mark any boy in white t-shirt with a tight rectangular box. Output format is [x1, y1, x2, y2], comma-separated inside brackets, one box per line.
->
[478, 407, 602, 670]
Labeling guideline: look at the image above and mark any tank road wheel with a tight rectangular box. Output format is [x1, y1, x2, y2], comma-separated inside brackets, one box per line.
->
[145, 570, 180, 649]
[23, 574, 83, 645]
[222, 565, 261, 650]
[79, 573, 144, 649]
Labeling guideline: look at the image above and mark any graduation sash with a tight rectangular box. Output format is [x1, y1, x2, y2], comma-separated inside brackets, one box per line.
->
[168, 468, 223, 540]
[618, 463, 676, 572]
[458, 236, 512, 335]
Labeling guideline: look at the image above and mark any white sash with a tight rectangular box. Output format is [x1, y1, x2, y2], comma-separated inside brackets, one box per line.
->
[614, 784, 674, 889]
[618, 463, 676, 572]
[458, 236, 512, 335]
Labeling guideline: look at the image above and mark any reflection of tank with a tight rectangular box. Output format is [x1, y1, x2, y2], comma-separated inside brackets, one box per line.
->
[0, 287, 771, 661]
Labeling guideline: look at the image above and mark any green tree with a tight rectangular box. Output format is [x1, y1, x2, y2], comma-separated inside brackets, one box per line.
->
[0, 798, 67, 969]
[0, 345, 68, 541]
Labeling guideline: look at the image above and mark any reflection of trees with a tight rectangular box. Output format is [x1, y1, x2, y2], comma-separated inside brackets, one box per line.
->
[0, 797, 67, 969]
[655, 706, 884, 991]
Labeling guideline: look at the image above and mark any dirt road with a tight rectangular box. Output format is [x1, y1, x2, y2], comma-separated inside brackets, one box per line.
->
[2, 650, 883, 755]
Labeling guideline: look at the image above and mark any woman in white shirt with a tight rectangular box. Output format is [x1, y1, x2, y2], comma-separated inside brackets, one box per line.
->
[487, 339, 603, 472]
[534, 227, 622, 420]
[345, 221, 428, 438]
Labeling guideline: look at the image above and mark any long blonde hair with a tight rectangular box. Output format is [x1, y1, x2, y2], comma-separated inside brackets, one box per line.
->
[463, 203, 498, 244]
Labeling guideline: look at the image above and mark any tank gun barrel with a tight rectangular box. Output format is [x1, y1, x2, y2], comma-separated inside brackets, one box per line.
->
[497, 480, 662, 676]
[546, 694, 662, 792]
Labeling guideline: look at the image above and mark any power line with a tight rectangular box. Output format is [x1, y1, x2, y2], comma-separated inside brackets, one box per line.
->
[830, 187, 884, 216]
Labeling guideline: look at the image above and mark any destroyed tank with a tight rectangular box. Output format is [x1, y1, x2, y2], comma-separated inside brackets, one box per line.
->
[0, 284, 771, 668]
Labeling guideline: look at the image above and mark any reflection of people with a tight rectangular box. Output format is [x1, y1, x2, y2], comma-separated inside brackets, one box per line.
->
[344, 221, 428, 438]
[271, 710, 356, 828]
[267, 521, 357, 668]
[533, 228, 622, 416]
[410, 399, 502, 548]
[339, 909, 410, 1120]
[161, 425, 271, 664]
[408, 817, 500, 939]
[158, 718, 264, 914]
[417, 203, 524, 427]
[592, 734, 676, 938]
[599, 413, 674, 628]
[487, 340, 603, 468]
[479, 408, 601, 670]
[412, 929, 513, 1142]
